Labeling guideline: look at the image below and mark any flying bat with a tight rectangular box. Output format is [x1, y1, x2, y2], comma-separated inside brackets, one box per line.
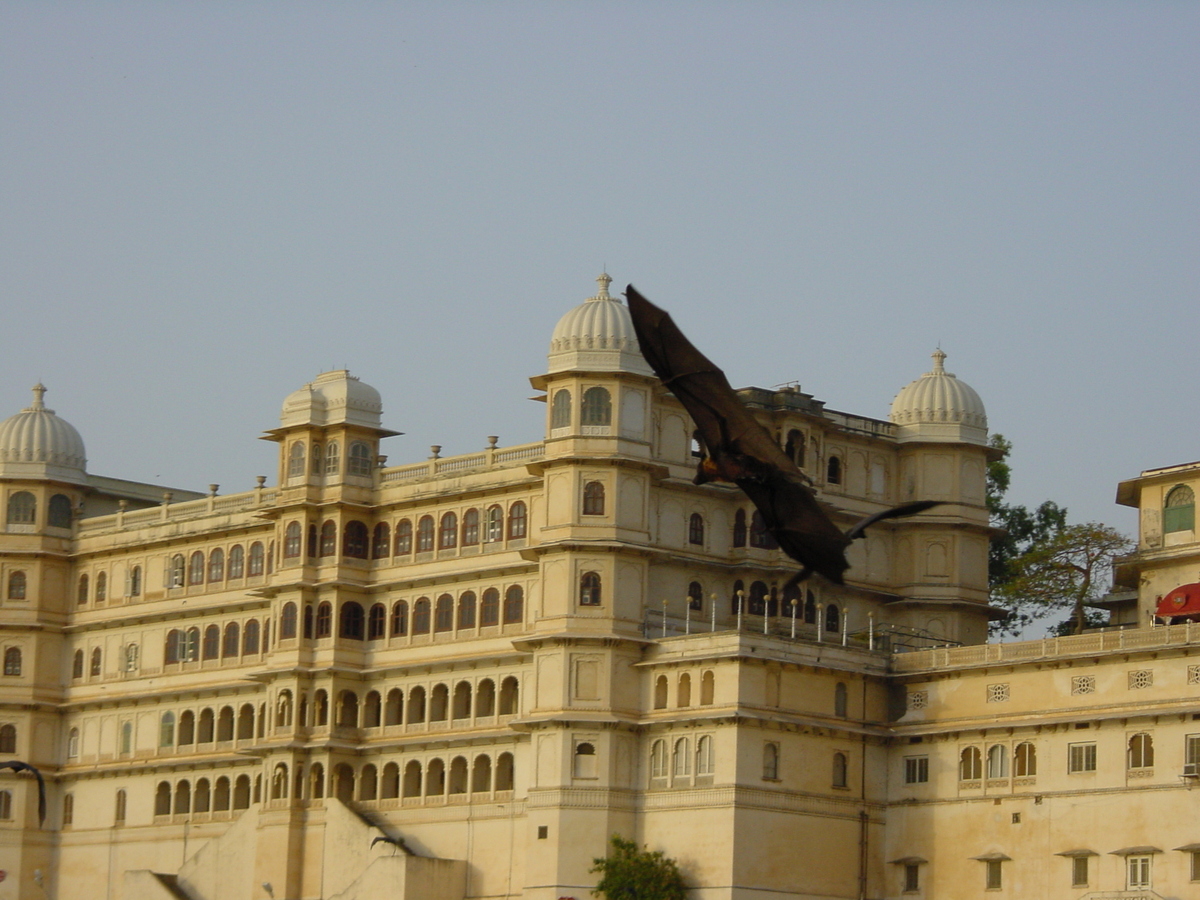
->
[625, 285, 938, 586]
[0, 760, 46, 826]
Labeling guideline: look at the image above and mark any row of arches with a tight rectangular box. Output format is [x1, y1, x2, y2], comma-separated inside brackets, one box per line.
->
[959, 742, 1039, 780]
[321, 752, 516, 802]
[728, 580, 838, 630]
[652, 670, 715, 709]
[272, 677, 520, 730]
[164, 619, 268, 664]
[6, 491, 72, 528]
[278, 589, 526, 643]
[287, 439, 375, 479]
[160, 703, 265, 747]
[550, 387, 613, 429]
[649, 735, 715, 782]
[155, 773, 258, 816]
[166, 542, 268, 590]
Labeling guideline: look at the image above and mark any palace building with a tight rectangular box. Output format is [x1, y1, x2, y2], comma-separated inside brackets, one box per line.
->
[0, 274, 1197, 899]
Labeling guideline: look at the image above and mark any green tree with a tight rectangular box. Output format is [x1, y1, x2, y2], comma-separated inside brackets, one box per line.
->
[993, 522, 1134, 635]
[591, 835, 687, 900]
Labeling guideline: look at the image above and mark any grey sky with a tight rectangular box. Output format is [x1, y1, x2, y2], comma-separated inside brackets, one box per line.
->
[2, 2, 1196, 532]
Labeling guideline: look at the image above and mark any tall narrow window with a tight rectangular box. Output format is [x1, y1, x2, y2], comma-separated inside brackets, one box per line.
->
[6, 491, 35, 525]
[348, 442, 373, 477]
[763, 743, 779, 780]
[832, 751, 848, 788]
[1127, 855, 1151, 890]
[458, 592, 476, 629]
[1165, 485, 1196, 533]
[417, 516, 435, 552]
[688, 513, 704, 546]
[733, 509, 747, 548]
[319, 521, 337, 556]
[987, 744, 1009, 778]
[749, 511, 776, 549]
[188, 552, 205, 585]
[503, 585, 524, 624]
[581, 386, 612, 426]
[390, 601, 407, 636]
[310, 443, 323, 475]
[324, 441, 340, 475]
[90, 647, 102, 676]
[288, 442, 306, 478]
[508, 501, 527, 539]
[485, 506, 503, 542]
[95, 572, 107, 603]
[582, 482, 605, 516]
[785, 429, 805, 467]
[372, 523, 391, 559]
[480, 588, 500, 626]
[580, 572, 601, 606]
[129, 565, 142, 596]
[7, 571, 26, 600]
[434, 595, 454, 632]
[63, 792, 75, 826]
[208, 548, 225, 582]
[284, 523, 302, 558]
[395, 519, 413, 555]
[413, 598, 431, 634]
[249, 543, 265, 576]
[1072, 856, 1089, 888]
[203, 625, 220, 659]
[551, 389, 571, 428]
[343, 521, 368, 558]
[439, 513, 458, 549]
[48, 493, 72, 528]
[0, 725, 15, 753]
[688, 581, 703, 611]
[77, 575, 89, 606]
[985, 859, 1003, 890]
[827, 456, 842, 485]
[280, 602, 298, 639]
[3, 648, 21, 676]
[462, 509, 480, 546]
[368, 603, 386, 640]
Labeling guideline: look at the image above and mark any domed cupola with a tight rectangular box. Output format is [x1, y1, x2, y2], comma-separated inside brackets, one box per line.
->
[0, 384, 88, 483]
[546, 273, 653, 376]
[280, 370, 385, 429]
[889, 349, 988, 445]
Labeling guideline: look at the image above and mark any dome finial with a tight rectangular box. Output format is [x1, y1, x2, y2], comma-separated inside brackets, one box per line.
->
[931, 348, 946, 374]
[30, 383, 47, 410]
[595, 272, 612, 300]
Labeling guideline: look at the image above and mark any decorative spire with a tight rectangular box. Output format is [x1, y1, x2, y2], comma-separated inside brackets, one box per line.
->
[30, 383, 47, 411]
[930, 348, 947, 374]
[594, 272, 612, 301]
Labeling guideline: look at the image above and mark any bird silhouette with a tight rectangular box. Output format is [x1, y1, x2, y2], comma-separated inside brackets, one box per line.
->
[626, 285, 939, 588]
[0, 760, 46, 826]
[371, 834, 413, 854]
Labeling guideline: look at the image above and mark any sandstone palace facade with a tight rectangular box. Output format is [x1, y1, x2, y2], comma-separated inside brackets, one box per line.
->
[0, 275, 1197, 899]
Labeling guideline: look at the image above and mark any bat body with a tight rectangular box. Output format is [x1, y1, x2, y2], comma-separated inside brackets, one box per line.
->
[625, 285, 938, 586]
[0, 760, 45, 826]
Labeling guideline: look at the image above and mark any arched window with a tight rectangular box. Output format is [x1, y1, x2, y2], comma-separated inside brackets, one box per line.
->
[243, 619, 260, 654]
[485, 506, 503, 542]
[372, 523, 390, 559]
[413, 598, 431, 634]
[825, 603, 840, 633]
[390, 600, 407, 636]
[730, 579, 745, 615]
[827, 456, 842, 485]
[439, 512, 458, 550]
[733, 509, 747, 547]
[6, 491, 35, 525]
[348, 442, 373, 477]
[748, 580, 768, 615]
[367, 603, 386, 640]
[785, 429, 805, 467]
[804, 590, 817, 624]
[688, 581, 703, 611]
[92, 571, 107, 604]
[159, 712, 175, 747]
[987, 744, 1009, 779]
[461, 508, 480, 546]
[417, 516, 435, 552]
[580, 572, 601, 606]
[222, 622, 240, 658]
[306, 523, 318, 557]
[3, 648, 21, 677]
[453, 681, 471, 719]
[90, 647, 102, 676]
[407, 686, 426, 723]
[430, 684, 449, 722]
[155, 782, 172, 817]
[1165, 485, 1196, 533]
[303, 603, 314, 638]
[577, 743, 600, 780]
[77, 574, 89, 605]
[228, 545, 244, 579]
[319, 521, 337, 556]
[832, 751, 848, 788]
[458, 591, 476, 629]
[763, 743, 779, 780]
[476, 679, 495, 717]
[169, 554, 185, 587]
[178, 711, 195, 745]
[208, 548, 225, 582]
[696, 735, 714, 776]
[473, 754, 492, 793]
[0, 725, 15, 754]
[359, 763, 379, 800]
[188, 551, 205, 585]
[581, 386, 612, 426]
[194, 778, 211, 813]
[654, 675, 668, 709]
[678, 673, 692, 707]
[48, 493, 72, 528]
[1014, 742, 1037, 777]
[434, 594, 454, 632]
[288, 442, 306, 478]
[551, 389, 571, 429]
[402, 761, 423, 798]
[340, 601, 365, 640]
[508, 501, 527, 539]
[63, 792, 76, 826]
[325, 441, 340, 476]
[496, 752, 514, 791]
[503, 585, 524, 624]
[344, 521, 368, 558]
[395, 519, 413, 555]
[284, 523, 302, 558]
[184, 627, 200, 661]
[310, 443, 323, 475]
[480, 588, 500, 626]
[688, 513, 704, 545]
[124, 643, 138, 672]
[113, 789, 125, 824]
[203, 624, 220, 660]
[129, 565, 142, 596]
[280, 602, 298, 639]
[7, 571, 26, 600]
[214, 777, 231, 811]
[834, 682, 848, 718]
[700, 670, 715, 705]
[650, 740, 668, 780]
[385, 689, 403, 726]
[749, 511, 776, 549]
[316, 602, 332, 637]
[960, 746, 982, 780]
[67, 728, 79, 758]
[498, 676, 519, 715]
[583, 482, 605, 516]
[248, 542, 265, 576]
[1128, 733, 1154, 769]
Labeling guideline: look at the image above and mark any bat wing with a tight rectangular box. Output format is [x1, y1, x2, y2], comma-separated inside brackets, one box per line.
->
[740, 473, 852, 584]
[844, 500, 942, 543]
[626, 286, 795, 476]
[0, 760, 45, 826]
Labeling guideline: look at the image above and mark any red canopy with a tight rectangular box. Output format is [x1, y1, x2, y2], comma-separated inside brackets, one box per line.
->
[1156, 583, 1200, 618]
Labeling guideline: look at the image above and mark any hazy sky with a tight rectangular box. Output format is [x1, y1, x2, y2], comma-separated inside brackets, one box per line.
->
[2, 2, 1196, 532]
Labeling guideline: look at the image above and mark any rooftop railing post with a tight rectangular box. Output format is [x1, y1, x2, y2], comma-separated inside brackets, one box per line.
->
[685, 597, 691, 635]
[868, 612, 875, 651]
[662, 596, 668, 639]
[736, 591, 744, 632]
[790, 599, 798, 639]
[711, 595, 717, 633]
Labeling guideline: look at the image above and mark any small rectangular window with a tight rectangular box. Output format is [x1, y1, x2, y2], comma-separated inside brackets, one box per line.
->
[904, 756, 929, 784]
[1072, 856, 1089, 887]
[1068, 742, 1096, 773]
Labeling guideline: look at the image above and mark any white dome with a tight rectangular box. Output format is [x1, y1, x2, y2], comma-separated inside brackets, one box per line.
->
[889, 350, 987, 445]
[0, 384, 88, 482]
[280, 370, 384, 429]
[546, 274, 653, 376]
